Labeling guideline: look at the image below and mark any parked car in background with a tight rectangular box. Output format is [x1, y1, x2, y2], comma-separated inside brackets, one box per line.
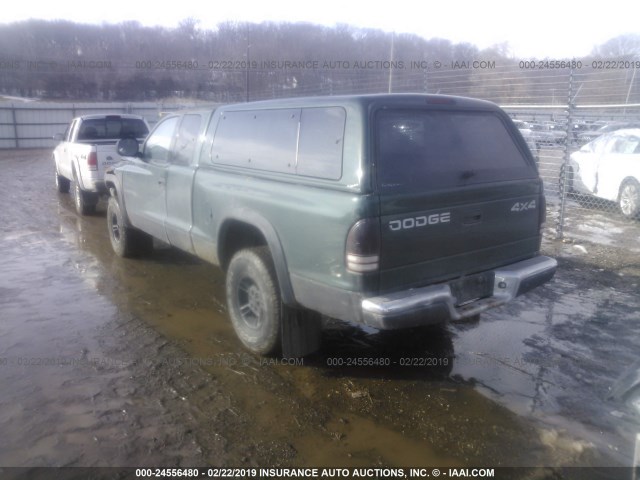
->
[529, 122, 566, 146]
[569, 121, 593, 146]
[567, 128, 640, 218]
[53, 114, 150, 214]
[577, 122, 640, 146]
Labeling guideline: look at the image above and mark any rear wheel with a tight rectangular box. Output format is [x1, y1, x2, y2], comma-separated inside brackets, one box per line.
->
[54, 162, 70, 193]
[619, 179, 640, 219]
[73, 175, 97, 215]
[107, 196, 153, 257]
[226, 247, 322, 357]
[226, 247, 281, 355]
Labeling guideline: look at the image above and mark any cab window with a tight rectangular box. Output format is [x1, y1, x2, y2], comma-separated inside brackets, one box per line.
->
[173, 114, 202, 166]
[144, 116, 180, 162]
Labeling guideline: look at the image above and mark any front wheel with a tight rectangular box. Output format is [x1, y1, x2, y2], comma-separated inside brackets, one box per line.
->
[619, 179, 640, 219]
[226, 247, 282, 355]
[107, 196, 153, 257]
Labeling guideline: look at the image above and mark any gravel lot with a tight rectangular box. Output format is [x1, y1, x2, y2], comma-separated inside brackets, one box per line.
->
[1, 149, 639, 478]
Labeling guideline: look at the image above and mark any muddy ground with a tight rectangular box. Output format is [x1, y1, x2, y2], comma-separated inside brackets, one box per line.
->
[0, 150, 639, 477]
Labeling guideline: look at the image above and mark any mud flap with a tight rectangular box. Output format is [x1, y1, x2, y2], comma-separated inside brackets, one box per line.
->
[280, 307, 322, 358]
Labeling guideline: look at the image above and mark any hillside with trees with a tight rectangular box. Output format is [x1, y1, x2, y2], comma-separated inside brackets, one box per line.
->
[0, 19, 638, 104]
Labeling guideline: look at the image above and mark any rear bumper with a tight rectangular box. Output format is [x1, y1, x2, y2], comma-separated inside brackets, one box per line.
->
[77, 168, 107, 194]
[361, 256, 557, 329]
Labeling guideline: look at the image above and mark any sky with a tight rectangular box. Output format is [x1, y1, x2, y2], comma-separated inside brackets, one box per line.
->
[1, 0, 638, 59]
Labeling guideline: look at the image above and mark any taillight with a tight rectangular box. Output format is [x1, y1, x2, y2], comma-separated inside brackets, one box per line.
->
[346, 218, 380, 273]
[87, 150, 98, 171]
[539, 186, 547, 230]
[538, 179, 547, 232]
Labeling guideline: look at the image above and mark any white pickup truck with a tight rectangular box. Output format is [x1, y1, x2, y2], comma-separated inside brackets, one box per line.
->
[53, 114, 150, 214]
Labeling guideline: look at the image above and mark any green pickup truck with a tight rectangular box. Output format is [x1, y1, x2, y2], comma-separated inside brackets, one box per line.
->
[105, 94, 557, 357]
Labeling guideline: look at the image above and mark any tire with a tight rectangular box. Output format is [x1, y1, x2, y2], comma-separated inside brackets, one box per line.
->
[107, 196, 153, 258]
[226, 247, 282, 355]
[618, 179, 640, 219]
[72, 174, 97, 215]
[54, 162, 70, 193]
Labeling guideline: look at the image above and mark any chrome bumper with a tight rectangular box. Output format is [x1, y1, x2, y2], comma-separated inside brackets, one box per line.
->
[361, 256, 557, 329]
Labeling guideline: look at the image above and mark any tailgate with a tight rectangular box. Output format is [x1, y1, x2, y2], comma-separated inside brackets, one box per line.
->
[375, 107, 542, 293]
[378, 181, 543, 291]
[95, 144, 119, 175]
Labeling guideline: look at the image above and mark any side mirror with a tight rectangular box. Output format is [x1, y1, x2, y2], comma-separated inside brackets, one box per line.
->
[116, 137, 140, 157]
[53, 133, 64, 142]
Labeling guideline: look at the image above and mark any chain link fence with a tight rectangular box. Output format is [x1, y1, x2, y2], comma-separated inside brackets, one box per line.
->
[498, 66, 640, 247]
[1, 63, 639, 244]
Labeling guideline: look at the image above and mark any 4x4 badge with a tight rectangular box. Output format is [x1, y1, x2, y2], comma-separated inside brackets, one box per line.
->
[511, 200, 536, 212]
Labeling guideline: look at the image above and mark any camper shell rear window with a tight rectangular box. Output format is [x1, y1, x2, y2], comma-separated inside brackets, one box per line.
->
[376, 109, 536, 192]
